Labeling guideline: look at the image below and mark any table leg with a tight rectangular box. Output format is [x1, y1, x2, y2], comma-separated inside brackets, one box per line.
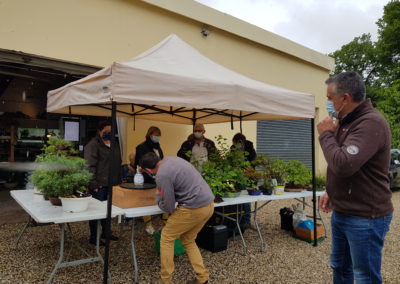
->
[130, 219, 139, 283]
[14, 216, 31, 249]
[214, 209, 247, 255]
[253, 202, 266, 252]
[234, 204, 247, 255]
[47, 223, 66, 284]
[46, 221, 110, 283]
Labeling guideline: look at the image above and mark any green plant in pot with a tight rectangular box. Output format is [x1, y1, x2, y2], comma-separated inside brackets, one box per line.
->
[268, 158, 287, 195]
[285, 160, 312, 191]
[31, 138, 92, 209]
[306, 175, 326, 192]
[250, 154, 273, 195]
[202, 135, 253, 202]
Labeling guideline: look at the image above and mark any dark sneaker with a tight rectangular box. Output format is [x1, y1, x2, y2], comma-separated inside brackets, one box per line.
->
[101, 234, 119, 241]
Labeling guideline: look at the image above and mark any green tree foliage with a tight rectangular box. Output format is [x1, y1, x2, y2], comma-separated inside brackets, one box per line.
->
[330, 34, 377, 85]
[330, 0, 400, 147]
[376, 0, 400, 84]
[377, 80, 400, 148]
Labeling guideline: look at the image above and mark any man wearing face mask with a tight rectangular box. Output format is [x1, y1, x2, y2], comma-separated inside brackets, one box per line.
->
[84, 120, 122, 245]
[317, 71, 393, 284]
[177, 123, 216, 168]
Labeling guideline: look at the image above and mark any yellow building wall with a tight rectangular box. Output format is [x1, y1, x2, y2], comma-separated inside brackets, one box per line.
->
[0, 0, 330, 174]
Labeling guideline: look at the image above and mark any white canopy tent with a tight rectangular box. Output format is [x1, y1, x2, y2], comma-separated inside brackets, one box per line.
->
[47, 34, 318, 283]
[47, 34, 314, 124]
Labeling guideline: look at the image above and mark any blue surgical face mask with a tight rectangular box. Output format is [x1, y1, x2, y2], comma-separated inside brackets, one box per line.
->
[326, 101, 338, 118]
[102, 132, 112, 140]
[151, 136, 160, 143]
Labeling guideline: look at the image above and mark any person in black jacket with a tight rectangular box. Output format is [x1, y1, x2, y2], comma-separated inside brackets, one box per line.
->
[134, 126, 164, 234]
[231, 133, 257, 162]
[84, 120, 121, 245]
[177, 124, 216, 167]
[134, 126, 164, 184]
[231, 133, 257, 226]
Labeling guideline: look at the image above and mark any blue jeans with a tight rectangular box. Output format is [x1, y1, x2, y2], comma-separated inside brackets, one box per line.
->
[242, 203, 251, 224]
[330, 211, 392, 284]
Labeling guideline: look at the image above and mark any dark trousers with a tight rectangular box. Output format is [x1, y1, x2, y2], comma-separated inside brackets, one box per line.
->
[89, 187, 108, 241]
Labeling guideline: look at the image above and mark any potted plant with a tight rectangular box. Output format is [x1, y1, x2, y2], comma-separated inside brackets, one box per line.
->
[268, 158, 287, 195]
[31, 138, 92, 212]
[306, 175, 326, 191]
[251, 154, 274, 195]
[285, 160, 312, 192]
[202, 135, 254, 202]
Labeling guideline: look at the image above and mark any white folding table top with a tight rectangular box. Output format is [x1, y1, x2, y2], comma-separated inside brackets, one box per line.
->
[122, 190, 325, 218]
[11, 190, 124, 224]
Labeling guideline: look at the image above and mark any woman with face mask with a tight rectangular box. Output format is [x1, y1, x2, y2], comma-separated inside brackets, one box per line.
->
[134, 126, 164, 234]
[134, 126, 164, 184]
[84, 120, 122, 245]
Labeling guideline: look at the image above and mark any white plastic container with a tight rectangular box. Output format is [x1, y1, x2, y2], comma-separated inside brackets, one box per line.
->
[60, 196, 92, 213]
[134, 166, 144, 185]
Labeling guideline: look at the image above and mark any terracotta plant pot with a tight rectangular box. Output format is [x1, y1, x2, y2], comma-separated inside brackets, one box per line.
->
[49, 197, 62, 206]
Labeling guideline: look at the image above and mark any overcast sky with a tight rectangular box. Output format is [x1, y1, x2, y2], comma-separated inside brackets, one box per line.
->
[195, 0, 390, 54]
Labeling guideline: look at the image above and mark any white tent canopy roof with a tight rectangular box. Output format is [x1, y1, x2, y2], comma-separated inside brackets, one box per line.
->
[47, 34, 315, 124]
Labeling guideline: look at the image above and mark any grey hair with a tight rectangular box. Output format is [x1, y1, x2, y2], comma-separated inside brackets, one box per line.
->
[325, 71, 366, 102]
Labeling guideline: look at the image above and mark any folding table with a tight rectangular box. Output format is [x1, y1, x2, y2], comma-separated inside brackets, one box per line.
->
[11, 189, 124, 284]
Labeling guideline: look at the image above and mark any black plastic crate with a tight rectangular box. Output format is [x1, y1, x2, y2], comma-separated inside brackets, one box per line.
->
[196, 224, 228, 253]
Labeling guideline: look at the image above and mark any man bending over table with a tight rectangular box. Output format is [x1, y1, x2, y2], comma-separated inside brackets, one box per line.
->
[139, 152, 214, 284]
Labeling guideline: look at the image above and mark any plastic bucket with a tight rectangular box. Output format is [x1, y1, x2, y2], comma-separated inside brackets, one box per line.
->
[153, 232, 185, 255]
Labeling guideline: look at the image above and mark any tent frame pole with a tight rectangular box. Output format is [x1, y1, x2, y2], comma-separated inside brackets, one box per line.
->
[103, 101, 117, 283]
[311, 118, 318, 246]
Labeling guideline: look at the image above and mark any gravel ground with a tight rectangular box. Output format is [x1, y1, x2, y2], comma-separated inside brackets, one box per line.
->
[0, 191, 399, 284]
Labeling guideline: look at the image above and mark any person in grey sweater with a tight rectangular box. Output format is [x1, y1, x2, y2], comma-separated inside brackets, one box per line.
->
[139, 153, 214, 284]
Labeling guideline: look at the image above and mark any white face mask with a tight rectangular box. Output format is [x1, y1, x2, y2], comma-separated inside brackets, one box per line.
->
[105, 143, 111, 148]
[194, 131, 203, 139]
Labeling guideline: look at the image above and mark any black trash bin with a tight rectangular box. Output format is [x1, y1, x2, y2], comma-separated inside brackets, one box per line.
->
[280, 207, 294, 231]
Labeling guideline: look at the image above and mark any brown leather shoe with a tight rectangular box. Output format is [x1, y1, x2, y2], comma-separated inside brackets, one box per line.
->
[186, 279, 208, 284]
[151, 278, 165, 284]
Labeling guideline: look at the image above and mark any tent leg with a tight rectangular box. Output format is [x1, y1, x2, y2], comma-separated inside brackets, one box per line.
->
[311, 118, 318, 246]
[103, 101, 117, 284]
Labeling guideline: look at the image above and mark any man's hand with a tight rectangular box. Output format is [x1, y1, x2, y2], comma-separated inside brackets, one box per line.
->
[317, 116, 338, 135]
[319, 192, 332, 213]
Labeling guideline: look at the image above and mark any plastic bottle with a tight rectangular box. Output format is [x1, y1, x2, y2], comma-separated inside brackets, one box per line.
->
[134, 166, 144, 185]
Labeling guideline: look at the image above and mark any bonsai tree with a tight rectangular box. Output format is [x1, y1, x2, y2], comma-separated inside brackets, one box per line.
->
[285, 160, 312, 188]
[269, 158, 288, 186]
[202, 135, 254, 200]
[31, 138, 92, 198]
[251, 154, 274, 191]
[314, 175, 326, 191]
